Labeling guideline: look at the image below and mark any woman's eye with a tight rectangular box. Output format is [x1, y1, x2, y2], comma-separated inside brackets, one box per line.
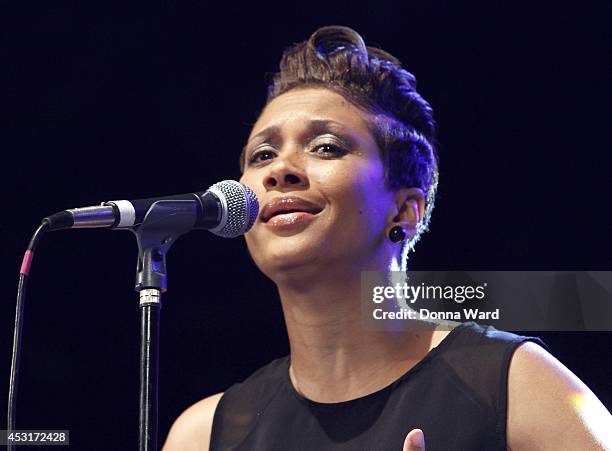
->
[312, 143, 347, 157]
[247, 143, 347, 166]
[248, 150, 276, 165]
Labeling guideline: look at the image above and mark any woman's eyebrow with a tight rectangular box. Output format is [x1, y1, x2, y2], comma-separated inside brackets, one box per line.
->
[247, 125, 281, 147]
[308, 119, 347, 132]
[248, 120, 352, 145]
[306, 120, 356, 146]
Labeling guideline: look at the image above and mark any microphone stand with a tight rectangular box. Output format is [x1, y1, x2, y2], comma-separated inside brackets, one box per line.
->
[130, 200, 197, 451]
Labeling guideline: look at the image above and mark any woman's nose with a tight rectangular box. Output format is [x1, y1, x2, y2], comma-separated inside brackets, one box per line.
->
[263, 153, 308, 190]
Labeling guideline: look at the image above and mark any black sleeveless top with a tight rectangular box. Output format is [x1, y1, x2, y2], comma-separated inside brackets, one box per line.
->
[210, 322, 547, 450]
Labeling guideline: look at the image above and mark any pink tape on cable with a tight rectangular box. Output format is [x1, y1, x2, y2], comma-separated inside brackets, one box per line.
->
[20, 250, 34, 276]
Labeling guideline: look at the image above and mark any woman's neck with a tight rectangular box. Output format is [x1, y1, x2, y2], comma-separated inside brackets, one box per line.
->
[276, 270, 450, 403]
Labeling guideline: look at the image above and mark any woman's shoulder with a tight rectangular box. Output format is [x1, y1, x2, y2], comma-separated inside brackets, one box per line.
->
[162, 356, 290, 451]
[431, 321, 547, 376]
[432, 322, 612, 448]
[162, 392, 224, 451]
[506, 341, 612, 450]
[449, 321, 547, 346]
[221, 355, 290, 401]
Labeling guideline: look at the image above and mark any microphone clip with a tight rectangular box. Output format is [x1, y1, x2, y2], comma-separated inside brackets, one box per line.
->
[131, 199, 197, 295]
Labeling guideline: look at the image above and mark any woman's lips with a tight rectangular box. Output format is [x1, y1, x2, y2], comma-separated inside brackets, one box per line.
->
[260, 196, 323, 223]
[266, 211, 318, 228]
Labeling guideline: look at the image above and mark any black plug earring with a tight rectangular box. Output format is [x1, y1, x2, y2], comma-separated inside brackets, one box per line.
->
[388, 226, 406, 243]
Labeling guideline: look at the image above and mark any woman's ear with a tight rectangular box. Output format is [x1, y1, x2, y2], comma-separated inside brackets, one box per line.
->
[390, 187, 425, 239]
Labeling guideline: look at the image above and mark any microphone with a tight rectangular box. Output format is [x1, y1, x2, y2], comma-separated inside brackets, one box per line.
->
[42, 180, 259, 238]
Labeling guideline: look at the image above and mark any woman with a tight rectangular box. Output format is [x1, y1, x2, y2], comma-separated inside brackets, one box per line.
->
[163, 26, 612, 450]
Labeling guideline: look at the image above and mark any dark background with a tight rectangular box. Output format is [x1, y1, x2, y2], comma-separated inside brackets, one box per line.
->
[1, 1, 611, 449]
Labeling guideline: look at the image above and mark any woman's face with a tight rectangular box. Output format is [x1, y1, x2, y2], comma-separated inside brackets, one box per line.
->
[239, 88, 399, 280]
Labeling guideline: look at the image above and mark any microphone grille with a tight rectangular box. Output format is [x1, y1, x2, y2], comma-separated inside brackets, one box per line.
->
[208, 180, 259, 238]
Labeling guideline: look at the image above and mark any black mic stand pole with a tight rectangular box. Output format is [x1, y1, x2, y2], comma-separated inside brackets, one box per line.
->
[130, 200, 197, 451]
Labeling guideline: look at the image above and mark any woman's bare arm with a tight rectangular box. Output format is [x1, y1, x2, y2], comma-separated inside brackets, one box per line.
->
[507, 342, 612, 450]
[162, 392, 224, 451]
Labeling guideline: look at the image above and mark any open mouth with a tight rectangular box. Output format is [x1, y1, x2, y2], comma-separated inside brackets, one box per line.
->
[261, 197, 323, 223]
[267, 209, 319, 220]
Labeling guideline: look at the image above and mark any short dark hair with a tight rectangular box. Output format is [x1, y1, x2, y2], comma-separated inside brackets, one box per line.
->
[247, 25, 439, 254]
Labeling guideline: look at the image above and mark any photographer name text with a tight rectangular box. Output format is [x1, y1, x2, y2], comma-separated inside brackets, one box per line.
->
[373, 308, 500, 321]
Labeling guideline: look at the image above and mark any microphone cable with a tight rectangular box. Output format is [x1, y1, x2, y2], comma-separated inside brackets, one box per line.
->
[7, 221, 48, 450]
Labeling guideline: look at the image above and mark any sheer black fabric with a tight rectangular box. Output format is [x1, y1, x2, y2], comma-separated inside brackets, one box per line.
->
[210, 321, 547, 451]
